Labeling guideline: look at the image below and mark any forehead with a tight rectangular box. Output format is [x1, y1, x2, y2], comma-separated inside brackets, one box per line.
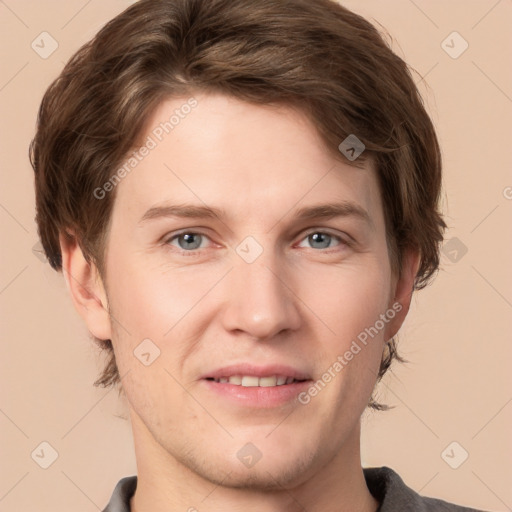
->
[111, 92, 383, 230]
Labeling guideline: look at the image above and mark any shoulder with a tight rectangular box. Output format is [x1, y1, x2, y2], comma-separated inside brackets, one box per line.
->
[102, 476, 137, 512]
[363, 466, 489, 512]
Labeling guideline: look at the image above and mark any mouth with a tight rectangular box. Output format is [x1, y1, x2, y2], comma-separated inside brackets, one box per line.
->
[200, 364, 312, 408]
[204, 375, 308, 387]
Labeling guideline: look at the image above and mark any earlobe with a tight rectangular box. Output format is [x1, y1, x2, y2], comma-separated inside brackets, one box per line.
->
[59, 230, 112, 341]
[384, 249, 421, 340]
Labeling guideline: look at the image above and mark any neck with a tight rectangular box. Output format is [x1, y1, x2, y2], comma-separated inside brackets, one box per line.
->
[129, 412, 379, 512]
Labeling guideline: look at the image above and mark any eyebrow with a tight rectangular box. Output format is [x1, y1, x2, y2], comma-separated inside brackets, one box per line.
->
[138, 201, 372, 227]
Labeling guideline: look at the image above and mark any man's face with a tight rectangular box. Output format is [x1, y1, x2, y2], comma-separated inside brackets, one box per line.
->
[100, 93, 402, 489]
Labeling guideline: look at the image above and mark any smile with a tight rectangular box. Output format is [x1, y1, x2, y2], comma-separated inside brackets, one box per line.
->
[205, 375, 306, 387]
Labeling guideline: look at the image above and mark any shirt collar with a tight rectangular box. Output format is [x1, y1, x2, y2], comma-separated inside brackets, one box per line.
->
[102, 466, 474, 511]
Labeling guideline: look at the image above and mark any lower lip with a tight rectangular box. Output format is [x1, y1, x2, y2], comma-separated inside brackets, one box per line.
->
[202, 379, 312, 408]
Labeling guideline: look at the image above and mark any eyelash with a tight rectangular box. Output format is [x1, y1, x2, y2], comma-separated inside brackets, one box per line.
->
[163, 229, 351, 256]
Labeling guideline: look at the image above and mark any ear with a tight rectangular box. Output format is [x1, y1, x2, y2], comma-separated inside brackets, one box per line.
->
[59, 230, 112, 341]
[384, 248, 421, 341]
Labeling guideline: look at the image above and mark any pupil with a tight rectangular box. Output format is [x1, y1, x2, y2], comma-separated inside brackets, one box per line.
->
[180, 233, 201, 250]
[310, 232, 330, 249]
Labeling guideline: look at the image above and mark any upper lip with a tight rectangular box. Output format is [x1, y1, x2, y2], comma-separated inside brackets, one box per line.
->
[201, 363, 312, 380]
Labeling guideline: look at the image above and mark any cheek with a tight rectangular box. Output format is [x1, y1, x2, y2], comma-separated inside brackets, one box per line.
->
[293, 260, 392, 422]
[299, 257, 392, 337]
[104, 253, 231, 390]
[298, 258, 392, 394]
[104, 259, 202, 421]
[106, 251, 214, 335]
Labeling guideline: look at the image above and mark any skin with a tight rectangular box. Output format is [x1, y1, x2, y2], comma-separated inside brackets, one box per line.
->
[60, 93, 419, 512]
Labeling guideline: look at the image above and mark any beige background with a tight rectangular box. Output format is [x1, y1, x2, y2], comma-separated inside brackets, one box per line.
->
[1, 0, 511, 510]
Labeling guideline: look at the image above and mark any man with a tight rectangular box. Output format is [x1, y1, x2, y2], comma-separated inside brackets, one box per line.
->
[30, 0, 488, 510]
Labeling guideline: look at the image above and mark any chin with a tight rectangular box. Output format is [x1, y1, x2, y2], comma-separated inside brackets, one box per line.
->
[183, 444, 320, 492]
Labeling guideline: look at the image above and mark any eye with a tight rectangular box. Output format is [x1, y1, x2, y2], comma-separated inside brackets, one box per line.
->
[163, 229, 349, 256]
[165, 232, 211, 252]
[297, 230, 346, 251]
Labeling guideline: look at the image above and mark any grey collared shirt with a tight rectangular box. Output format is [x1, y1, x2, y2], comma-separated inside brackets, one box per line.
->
[102, 466, 488, 511]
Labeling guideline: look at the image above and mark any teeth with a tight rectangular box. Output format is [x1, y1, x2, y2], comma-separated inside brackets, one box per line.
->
[229, 375, 242, 385]
[259, 376, 278, 387]
[241, 376, 259, 387]
[212, 375, 301, 387]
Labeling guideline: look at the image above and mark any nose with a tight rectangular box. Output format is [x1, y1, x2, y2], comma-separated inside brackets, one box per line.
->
[220, 247, 302, 341]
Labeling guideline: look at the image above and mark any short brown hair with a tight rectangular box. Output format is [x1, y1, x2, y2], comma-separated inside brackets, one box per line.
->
[30, 0, 446, 409]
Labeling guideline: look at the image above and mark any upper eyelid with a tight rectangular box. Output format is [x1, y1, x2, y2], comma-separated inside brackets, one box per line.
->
[297, 227, 346, 239]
